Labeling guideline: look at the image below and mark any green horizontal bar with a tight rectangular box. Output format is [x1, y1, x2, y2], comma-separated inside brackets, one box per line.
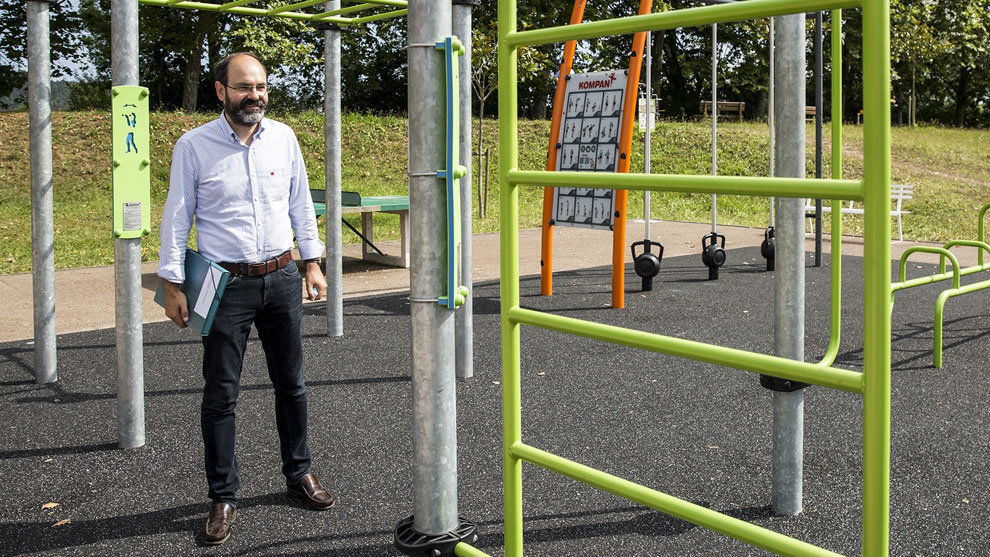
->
[509, 307, 864, 394]
[311, 0, 404, 18]
[346, 0, 406, 6]
[347, 7, 406, 23]
[891, 264, 990, 293]
[944, 277, 990, 296]
[506, 0, 860, 48]
[453, 542, 492, 557]
[267, 0, 328, 16]
[219, 0, 261, 9]
[511, 442, 843, 557]
[508, 170, 863, 201]
[139, 0, 353, 23]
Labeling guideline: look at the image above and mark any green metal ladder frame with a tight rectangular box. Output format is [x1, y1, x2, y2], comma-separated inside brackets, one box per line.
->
[487, 0, 893, 555]
[138, 0, 407, 26]
[890, 201, 990, 367]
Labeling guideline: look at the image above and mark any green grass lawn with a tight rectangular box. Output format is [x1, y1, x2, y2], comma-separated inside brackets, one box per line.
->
[1, 110, 988, 274]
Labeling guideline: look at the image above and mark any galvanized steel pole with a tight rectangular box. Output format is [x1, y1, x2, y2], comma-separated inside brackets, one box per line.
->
[324, 2, 343, 338]
[27, 0, 57, 384]
[453, 0, 475, 378]
[771, 12, 805, 516]
[710, 23, 717, 234]
[644, 30, 652, 237]
[111, 0, 146, 449]
[407, 0, 459, 535]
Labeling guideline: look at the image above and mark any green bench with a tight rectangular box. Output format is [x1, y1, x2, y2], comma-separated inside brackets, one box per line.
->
[310, 189, 410, 268]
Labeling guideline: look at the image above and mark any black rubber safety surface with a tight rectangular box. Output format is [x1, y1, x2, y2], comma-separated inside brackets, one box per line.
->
[2, 247, 989, 556]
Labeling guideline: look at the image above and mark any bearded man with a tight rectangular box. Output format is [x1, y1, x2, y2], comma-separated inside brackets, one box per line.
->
[157, 51, 334, 546]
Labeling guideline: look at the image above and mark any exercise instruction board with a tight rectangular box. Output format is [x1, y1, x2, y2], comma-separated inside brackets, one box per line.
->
[552, 69, 627, 230]
[111, 85, 151, 238]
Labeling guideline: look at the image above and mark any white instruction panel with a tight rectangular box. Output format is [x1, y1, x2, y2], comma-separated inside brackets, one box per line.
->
[552, 69, 627, 230]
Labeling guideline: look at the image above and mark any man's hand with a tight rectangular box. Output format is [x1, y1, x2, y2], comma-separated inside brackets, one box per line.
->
[162, 279, 189, 328]
[305, 261, 327, 301]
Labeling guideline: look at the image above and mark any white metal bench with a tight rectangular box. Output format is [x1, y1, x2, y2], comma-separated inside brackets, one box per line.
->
[806, 183, 913, 241]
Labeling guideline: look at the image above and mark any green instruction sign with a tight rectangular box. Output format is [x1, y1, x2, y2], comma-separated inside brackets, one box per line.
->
[111, 86, 151, 239]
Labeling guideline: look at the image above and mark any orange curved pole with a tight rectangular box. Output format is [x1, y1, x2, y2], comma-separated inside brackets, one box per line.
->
[611, 0, 653, 308]
[541, 0, 587, 296]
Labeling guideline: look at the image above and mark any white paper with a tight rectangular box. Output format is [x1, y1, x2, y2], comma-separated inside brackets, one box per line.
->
[193, 266, 223, 317]
[122, 201, 142, 231]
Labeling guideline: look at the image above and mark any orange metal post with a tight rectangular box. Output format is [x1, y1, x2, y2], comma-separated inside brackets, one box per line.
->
[611, 0, 652, 308]
[541, 0, 587, 296]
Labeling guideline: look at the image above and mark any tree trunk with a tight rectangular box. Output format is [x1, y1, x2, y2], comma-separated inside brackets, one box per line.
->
[908, 60, 918, 128]
[530, 77, 550, 119]
[652, 30, 664, 87]
[664, 34, 688, 115]
[181, 12, 217, 112]
[954, 67, 970, 127]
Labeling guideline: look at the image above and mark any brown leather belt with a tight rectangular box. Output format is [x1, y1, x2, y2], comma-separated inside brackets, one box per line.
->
[218, 250, 294, 277]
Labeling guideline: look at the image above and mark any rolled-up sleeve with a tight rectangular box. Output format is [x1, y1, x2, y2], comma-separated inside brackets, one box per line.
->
[157, 138, 197, 283]
[286, 132, 325, 261]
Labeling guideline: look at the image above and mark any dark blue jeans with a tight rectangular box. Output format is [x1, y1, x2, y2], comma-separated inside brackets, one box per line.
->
[200, 262, 310, 505]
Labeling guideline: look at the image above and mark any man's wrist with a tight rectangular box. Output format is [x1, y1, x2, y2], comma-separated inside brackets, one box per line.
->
[304, 258, 320, 265]
[162, 278, 183, 291]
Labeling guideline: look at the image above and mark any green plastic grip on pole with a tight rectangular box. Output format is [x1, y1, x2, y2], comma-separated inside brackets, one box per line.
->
[436, 35, 469, 309]
[111, 85, 151, 239]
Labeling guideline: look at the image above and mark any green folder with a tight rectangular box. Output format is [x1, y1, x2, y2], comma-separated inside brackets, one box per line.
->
[154, 249, 230, 335]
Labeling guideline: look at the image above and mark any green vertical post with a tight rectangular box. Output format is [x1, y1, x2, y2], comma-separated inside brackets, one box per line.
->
[861, 0, 892, 554]
[498, 0, 523, 555]
[818, 8, 842, 368]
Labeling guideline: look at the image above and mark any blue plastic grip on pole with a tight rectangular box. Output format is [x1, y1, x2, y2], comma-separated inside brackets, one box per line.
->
[436, 35, 469, 309]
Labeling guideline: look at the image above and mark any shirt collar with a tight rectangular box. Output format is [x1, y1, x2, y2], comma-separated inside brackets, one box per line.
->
[217, 111, 267, 143]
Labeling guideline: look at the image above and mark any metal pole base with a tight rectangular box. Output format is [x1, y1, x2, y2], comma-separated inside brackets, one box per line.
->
[394, 515, 478, 557]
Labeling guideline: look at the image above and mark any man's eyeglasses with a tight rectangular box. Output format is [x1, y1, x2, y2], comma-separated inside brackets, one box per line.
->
[222, 83, 270, 95]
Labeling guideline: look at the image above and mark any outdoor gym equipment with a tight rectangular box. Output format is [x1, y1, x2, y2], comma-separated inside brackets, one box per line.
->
[632, 28, 664, 292]
[889, 202, 990, 368]
[761, 225, 776, 270]
[488, 0, 894, 555]
[631, 240, 663, 290]
[764, 16, 776, 271]
[704, 22, 726, 280]
[30, 3, 482, 554]
[701, 232, 726, 280]
[540, 0, 651, 309]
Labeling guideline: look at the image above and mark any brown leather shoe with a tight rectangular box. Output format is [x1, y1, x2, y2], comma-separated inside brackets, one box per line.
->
[287, 472, 335, 510]
[200, 502, 236, 545]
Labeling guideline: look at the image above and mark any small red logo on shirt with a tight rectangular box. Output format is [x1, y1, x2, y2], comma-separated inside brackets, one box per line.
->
[270, 171, 275, 176]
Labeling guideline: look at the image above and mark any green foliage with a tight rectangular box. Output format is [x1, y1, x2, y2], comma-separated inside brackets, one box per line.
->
[226, 10, 323, 110]
[339, 19, 408, 113]
[0, 0, 85, 103]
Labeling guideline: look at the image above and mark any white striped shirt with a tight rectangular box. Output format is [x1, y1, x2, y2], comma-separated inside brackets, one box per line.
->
[157, 114, 324, 283]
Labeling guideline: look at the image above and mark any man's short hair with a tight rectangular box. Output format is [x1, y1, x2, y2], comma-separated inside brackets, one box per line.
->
[214, 52, 266, 85]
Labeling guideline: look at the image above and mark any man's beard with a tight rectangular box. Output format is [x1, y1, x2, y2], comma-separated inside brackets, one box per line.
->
[225, 95, 266, 126]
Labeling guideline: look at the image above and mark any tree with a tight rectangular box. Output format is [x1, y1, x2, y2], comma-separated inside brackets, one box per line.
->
[930, 0, 990, 126]
[0, 0, 84, 104]
[471, 22, 544, 217]
[75, 0, 324, 111]
[338, 18, 409, 114]
[891, 0, 943, 126]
